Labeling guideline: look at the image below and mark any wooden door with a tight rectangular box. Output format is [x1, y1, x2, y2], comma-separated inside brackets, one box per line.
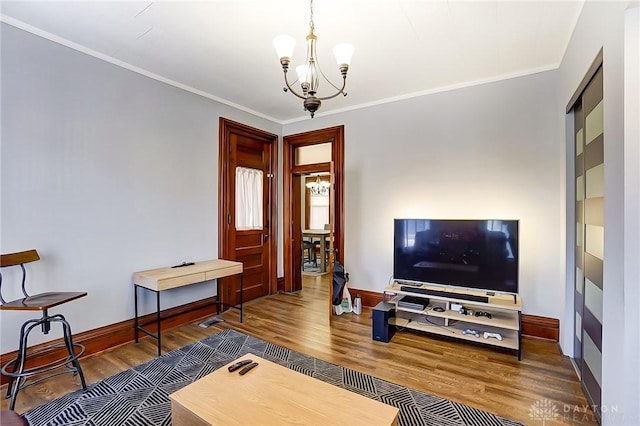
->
[327, 162, 336, 318]
[292, 174, 304, 290]
[219, 118, 277, 306]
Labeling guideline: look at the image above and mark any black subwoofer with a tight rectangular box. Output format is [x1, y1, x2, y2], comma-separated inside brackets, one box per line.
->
[372, 301, 396, 343]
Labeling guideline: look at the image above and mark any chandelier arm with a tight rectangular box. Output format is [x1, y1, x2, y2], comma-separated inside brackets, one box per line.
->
[318, 64, 343, 93]
[315, 77, 347, 101]
[282, 70, 309, 100]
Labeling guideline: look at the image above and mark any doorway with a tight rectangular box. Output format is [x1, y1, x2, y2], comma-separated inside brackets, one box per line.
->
[218, 118, 278, 306]
[301, 173, 331, 274]
[283, 126, 345, 299]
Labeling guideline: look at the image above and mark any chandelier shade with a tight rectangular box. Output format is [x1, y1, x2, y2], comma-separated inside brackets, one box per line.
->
[273, 0, 354, 118]
[333, 43, 355, 67]
[272, 35, 296, 60]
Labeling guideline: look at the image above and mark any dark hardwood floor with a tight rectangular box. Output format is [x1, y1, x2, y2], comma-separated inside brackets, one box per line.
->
[2, 275, 596, 425]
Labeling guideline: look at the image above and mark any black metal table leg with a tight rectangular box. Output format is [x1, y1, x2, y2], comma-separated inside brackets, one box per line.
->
[239, 274, 243, 322]
[156, 290, 161, 356]
[134, 285, 139, 343]
[216, 278, 221, 316]
[133, 286, 162, 356]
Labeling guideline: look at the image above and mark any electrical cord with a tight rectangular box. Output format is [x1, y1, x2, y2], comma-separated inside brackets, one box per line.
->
[415, 307, 456, 334]
[423, 316, 455, 333]
[390, 284, 453, 335]
[392, 311, 416, 332]
[394, 323, 409, 331]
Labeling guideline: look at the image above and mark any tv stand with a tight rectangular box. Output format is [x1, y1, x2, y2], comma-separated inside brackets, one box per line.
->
[383, 282, 522, 360]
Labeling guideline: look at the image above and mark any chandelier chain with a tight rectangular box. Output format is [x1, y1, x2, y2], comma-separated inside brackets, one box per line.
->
[309, 0, 315, 34]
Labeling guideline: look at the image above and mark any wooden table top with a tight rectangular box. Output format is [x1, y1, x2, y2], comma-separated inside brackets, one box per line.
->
[170, 354, 399, 425]
[133, 259, 242, 291]
[302, 229, 331, 235]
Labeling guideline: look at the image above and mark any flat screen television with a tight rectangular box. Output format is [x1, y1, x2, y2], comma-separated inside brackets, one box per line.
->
[393, 219, 519, 294]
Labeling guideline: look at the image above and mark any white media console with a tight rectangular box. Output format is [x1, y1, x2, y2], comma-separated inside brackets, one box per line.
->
[383, 282, 522, 360]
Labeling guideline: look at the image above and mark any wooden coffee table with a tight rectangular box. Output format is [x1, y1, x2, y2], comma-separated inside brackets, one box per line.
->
[170, 354, 399, 425]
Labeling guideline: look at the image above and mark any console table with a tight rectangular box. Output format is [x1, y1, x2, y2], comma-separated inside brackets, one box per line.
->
[133, 259, 243, 356]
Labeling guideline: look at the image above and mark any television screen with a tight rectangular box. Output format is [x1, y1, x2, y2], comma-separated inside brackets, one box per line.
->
[393, 219, 519, 294]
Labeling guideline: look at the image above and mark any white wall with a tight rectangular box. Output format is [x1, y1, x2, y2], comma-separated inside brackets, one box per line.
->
[0, 23, 280, 352]
[285, 70, 564, 320]
[558, 1, 639, 424]
[2, 19, 565, 349]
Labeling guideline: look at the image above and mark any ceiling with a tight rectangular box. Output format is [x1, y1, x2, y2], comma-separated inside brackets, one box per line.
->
[0, 1, 585, 123]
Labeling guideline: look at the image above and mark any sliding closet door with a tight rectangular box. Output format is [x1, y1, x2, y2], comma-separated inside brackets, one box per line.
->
[572, 65, 604, 418]
[574, 101, 584, 374]
[582, 65, 604, 414]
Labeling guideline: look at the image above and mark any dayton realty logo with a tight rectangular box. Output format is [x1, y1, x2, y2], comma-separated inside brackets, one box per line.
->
[529, 399, 560, 424]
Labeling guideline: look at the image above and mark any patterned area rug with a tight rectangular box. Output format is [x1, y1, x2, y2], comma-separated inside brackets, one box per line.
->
[25, 329, 522, 426]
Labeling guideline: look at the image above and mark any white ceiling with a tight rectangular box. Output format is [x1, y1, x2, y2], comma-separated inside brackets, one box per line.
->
[0, 1, 585, 123]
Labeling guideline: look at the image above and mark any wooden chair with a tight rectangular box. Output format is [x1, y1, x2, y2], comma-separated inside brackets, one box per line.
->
[0, 249, 87, 410]
[302, 238, 318, 270]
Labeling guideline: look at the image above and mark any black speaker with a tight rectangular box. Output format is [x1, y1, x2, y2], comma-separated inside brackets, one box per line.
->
[372, 302, 396, 342]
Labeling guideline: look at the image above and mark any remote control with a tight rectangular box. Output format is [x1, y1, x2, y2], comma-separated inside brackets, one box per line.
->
[171, 261, 195, 268]
[238, 362, 259, 375]
[483, 332, 503, 341]
[228, 359, 253, 372]
[461, 328, 480, 337]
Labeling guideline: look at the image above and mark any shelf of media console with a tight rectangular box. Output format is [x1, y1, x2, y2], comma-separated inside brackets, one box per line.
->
[391, 300, 519, 330]
[384, 283, 522, 357]
[390, 311, 519, 350]
[385, 282, 522, 311]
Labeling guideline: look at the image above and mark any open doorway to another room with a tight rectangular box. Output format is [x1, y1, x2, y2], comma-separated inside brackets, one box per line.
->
[283, 126, 345, 307]
[301, 173, 331, 276]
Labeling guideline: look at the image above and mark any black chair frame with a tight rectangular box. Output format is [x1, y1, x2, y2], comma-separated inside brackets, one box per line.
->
[0, 250, 87, 410]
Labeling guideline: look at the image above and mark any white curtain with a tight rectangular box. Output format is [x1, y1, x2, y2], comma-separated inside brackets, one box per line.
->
[235, 167, 263, 230]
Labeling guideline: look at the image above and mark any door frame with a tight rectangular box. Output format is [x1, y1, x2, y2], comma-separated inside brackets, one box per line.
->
[218, 117, 278, 297]
[283, 126, 345, 293]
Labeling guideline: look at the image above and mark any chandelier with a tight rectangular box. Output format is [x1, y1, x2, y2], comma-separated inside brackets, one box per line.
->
[273, 0, 354, 118]
[306, 175, 331, 196]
